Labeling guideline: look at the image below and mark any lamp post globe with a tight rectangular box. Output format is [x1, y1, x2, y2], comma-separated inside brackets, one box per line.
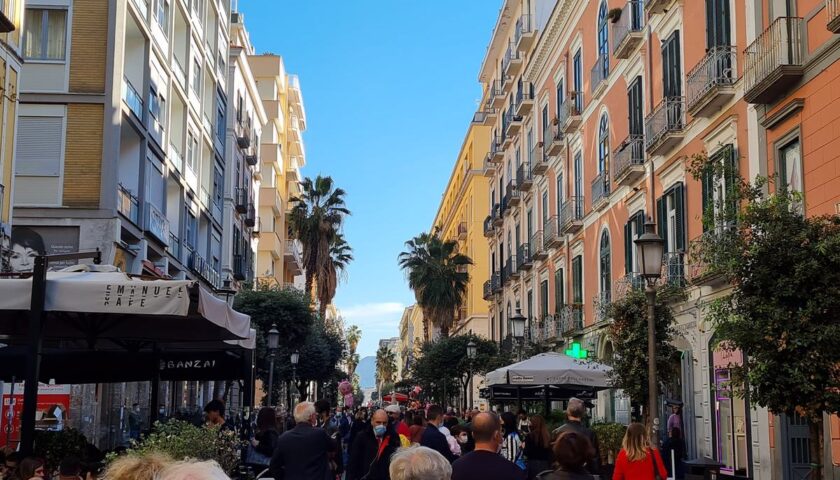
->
[466, 340, 477, 360]
[267, 324, 280, 350]
[266, 323, 280, 406]
[634, 219, 665, 282]
[510, 309, 526, 340]
[291, 350, 299, 366]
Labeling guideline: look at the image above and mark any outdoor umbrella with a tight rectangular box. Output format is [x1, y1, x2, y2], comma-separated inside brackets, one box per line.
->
[485, 352, 612, 388]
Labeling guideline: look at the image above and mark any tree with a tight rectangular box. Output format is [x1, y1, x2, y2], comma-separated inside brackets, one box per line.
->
[410, 334, 508, 408]
[319, 234, 353, 327]
[689, 155, 840, 479]
[345, 325, 362, 376]
[375, 345, 397, 400]
[289, 175, 351, 322]
[398, 231, 472, 338]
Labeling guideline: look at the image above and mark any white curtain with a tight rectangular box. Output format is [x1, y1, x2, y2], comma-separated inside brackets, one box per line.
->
[45, 9, 66, 60]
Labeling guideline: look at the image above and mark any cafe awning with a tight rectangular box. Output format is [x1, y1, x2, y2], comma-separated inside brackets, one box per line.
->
[485, 352, 612, 389]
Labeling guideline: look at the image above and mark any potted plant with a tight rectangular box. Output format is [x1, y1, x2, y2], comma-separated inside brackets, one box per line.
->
[592, 422, 627, 478]
[608, 7, 623, 23]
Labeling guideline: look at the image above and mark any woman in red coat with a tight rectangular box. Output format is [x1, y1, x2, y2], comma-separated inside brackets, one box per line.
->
[613, 423, 669, 480]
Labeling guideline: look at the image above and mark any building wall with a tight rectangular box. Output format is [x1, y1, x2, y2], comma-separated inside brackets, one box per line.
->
[0, 0, 23, 255]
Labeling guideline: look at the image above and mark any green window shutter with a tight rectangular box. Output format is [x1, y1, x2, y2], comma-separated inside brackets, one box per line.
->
[701, 167, 713, 232]
[555, 268, 565, 312]
[674, 183, 686, 251]
[657, 197, 668, 253]
[540, 280, 549, 316]
[572, 256, 583, 304]
[624, 220, 633, 274]
[723, 145, 738, 224]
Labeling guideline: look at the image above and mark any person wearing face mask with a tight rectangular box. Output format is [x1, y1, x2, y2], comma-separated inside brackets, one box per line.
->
[450, 425, 474, 455]
[269, 401, 337, 480]
[451, 412, 526, 480]
[346, 409, 400, 480]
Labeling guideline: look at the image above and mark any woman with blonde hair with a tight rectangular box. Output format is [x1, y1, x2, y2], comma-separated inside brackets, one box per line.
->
[101, 453, 171, 480]
[612, 423, 668, 480]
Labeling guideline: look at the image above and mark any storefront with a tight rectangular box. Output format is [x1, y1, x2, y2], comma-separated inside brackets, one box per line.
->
[710, 343, 751, 478]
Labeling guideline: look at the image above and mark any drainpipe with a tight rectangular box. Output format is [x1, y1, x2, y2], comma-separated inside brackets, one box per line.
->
[645, 8, 655, 216]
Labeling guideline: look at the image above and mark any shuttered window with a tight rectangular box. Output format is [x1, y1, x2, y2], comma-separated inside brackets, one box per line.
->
[662, 31, 682, 97]
[624, 210, 645, 274]
[554, 268, 565, 313]
[656, 182, 687, 253]
[572, 255, 583, 305]
[702, 144, 738, 231]
[16, 116, 64, 176]
[628, 77, 644, 136]
[540, 280, 549, 317]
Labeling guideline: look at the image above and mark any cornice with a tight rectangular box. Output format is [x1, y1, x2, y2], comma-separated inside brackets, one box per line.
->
[524, 0, 577, 85]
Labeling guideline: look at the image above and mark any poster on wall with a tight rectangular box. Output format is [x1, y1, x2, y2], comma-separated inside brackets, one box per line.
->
[0, 383, 71, 448]
[7, 226, 80, 273]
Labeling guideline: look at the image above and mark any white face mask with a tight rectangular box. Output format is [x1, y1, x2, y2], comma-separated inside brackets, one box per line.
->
[457, 435, 468, 444]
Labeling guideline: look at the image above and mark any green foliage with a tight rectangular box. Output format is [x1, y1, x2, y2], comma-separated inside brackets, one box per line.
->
[33, 428, 88, 472]
[110, 420, 241, 475]
[398, 231, 473, 337]
[545, 409, 567, 433]
[606, 286, 681, 406]
[591, 422, 627, 464]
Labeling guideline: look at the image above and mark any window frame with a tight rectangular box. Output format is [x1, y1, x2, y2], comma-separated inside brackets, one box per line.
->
[23, 7, 68, 62]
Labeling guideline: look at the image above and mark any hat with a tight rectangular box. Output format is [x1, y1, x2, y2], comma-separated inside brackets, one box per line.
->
[384, 404, 401, 414]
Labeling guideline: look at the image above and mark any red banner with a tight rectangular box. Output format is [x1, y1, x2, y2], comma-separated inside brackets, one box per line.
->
[0, 383, 71, 448]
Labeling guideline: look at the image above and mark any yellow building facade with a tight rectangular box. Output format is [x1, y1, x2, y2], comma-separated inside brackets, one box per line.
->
[430, 122, 492, 339]
[250, 55, 305, 288]
[0, 0, 23, 261]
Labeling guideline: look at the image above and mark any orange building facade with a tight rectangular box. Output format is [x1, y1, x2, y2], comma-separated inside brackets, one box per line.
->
[477, 0, 840, 478]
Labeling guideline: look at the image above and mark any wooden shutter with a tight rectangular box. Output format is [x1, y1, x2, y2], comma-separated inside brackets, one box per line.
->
[628, 77, 643, 136]
[663, 32, 682, 97]
[701, 167, 713, 232]
[723, 145, 738, 223]
[624, 220, 633, 274]
[674, 183, 686, 251]
[572, 256, 583, 304]
[555, 268, 565, 312]
[540, 280, 549, 316]
[657, 196, 668, 253]
[15, 116, 63, 176]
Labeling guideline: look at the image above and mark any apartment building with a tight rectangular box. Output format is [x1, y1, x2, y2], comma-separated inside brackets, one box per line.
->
[0, 0, 21, 267]
[478, 0, 840, 478]
[430, 122, 492, 339]
[250, 54, 305, 288]
[226, 12, 264, 288]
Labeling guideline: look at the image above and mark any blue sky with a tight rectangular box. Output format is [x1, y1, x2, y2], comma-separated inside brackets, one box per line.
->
[241, 1, 500, 358]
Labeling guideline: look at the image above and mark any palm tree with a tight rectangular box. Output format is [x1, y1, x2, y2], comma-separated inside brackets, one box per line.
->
[398, 231, 473, 339]
[288, 175, 351, 320]
[346, 325, 362, 354]
[375, 345, 397, 400]
[318, 234, 353, 324]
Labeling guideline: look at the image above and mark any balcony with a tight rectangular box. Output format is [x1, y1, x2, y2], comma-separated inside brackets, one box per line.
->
[483, 215, 495, 237]
[590, 53, 609, 98]
[168, 232, 182, 263]
[245, 149, 259, 166]
[234, 187, 248, 214]
[144, 202, 170, 246]
[236, 122, 251, 149]
[172, 57, 187, 91]
[514, 14, 536, 51]
[483, 280, 494, 300]
[613, 272, 645, 302]
[492, 203, 504, 227]
[507, 255, 520, 280]
[743, 17, 804, 104]
[613, 134, 645, 186]
[663, 251, 686, 287]
[530, 231, 547, 261]
[482, 158, 496, 177]
[491, 272, 503, 293]
[232, 253, 252, 281]
[593, 291, 612, 323]
[561, 196, 584, 234]
[473, 108, 496, 126]
[122, 77, 144, 121]
[517, 243, 532, 271]
[538, 314, 558, 342]
[545, 121, 565, 157]
[457, 222, 468, 240]
[488, 134, 504, 163]
[644, 96, 685, 156]
[189, 250, 222, 289]
[829, 0, 840, 32]
[558, 93, 583, 133]
[532, 143, 550, 176]
[117, 184, 140, 225]
[591, 170, 611, 211]
[687, 46, 737, 117]
[504, 182, 520, 211]
[244, 202, 256, 227]
[515, 82, 534, 116]
[516, 163, 533, 192]
[543, 215, 562, 249]
[285, 239, 303, 274]
[560, 304, 584, 335]
[504, 109, 523, 137]
[612, 1, 644, 59]
[687, 228, 736, 287]
[503, 42, 523, 77]
[645, 0, 669, 14]
[490, 80, 506, 108]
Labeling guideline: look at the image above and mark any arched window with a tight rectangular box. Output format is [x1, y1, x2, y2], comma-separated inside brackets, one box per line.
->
[506, 301, 512, 338]
[598, 114, 610, 174]
[597, 1, 609, 78]
[600, 230, 611, 304]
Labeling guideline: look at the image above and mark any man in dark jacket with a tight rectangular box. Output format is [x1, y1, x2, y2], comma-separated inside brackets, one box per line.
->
[270, 401, 337, 480]
[552, 397, 601, 474]
[420, 405, 457, 463]
[346, 409, 400, 480]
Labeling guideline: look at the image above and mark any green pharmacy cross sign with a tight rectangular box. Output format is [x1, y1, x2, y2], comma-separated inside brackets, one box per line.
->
[565, 342, 589, 359]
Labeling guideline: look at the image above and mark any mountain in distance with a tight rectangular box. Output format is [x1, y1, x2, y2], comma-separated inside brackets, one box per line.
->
[356, 355, 376, 389]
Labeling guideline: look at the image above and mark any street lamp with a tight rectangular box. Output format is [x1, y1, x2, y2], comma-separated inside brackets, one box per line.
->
[465, 339, 477, 411]
[510, 308, 526, 361]
[290, 350, 300, 406]
[634, 217, 665, 440]
[266, 324, 280, 406]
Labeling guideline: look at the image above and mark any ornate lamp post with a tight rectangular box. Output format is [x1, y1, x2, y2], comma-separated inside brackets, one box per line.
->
[266, 324, 280, 406]
[290, 350, 300, 406]
[465, 339, 477, 411]
[510, 308, 527, 361]
[634, 218, 665, 440]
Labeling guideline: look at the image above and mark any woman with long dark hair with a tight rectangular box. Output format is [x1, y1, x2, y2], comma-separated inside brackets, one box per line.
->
[524, 415, 553, 478]
[247, 407, 279, 467]
[500, 411, 523, 465]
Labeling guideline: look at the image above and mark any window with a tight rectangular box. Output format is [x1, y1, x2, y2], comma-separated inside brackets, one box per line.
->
[596, 1, 609, 77]
[572, 255, 583, 305]
[573, 50, 582, 111]
[541, 190, 549, 224]
[236, 94, 243, 125]
[526, 208, 533, 241]
[191, 58, 201, 94]
[624, 210, 645, 274]
[628, 77, 644, 136]
[701, 145, 737, 230]
[554, 268, 565, 313]
[777, 138, 802, 195]
[186, 131, 197, 170]
[23, 8, 67, 60]
[657, 183, 686, 252]
[706, 0, 731, 48]
[154, 0, 169, 33]
[540, 279, 549, 317]
[662, 31, 682, 98]
[541, 105, 550, 146]
[15, 116, 63, 176]
[527, 290, 534, 324]
[526, 129, 533, 167]
[212, 167, 223, 209]
[556, 78, 565, 115]
[556, 172, 564, 213]
[149, 81, 165, 124]
[185, 208, 197, 248]
[599, 230, 611, 303]
[598, 114, 609, 175]
[215, 104, 225, 142]
[574, 151, 583, 215]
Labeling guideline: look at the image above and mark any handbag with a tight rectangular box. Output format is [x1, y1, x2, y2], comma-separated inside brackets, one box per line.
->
[246, 443, 272, 466]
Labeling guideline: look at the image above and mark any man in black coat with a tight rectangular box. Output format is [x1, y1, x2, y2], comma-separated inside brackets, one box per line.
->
[420, 405, 457, 463]
[552, 397, 601, 474]
[269, 401, 338, 480]
[346, 409, 400, 480]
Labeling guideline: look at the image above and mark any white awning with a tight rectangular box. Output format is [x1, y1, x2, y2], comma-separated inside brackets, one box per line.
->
[485, 352, 612, 388]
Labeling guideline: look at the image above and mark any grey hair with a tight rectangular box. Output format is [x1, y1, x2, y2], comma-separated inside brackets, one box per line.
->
[293, 401, 316, 423]
[159, 460, 230, 480]
[389, 446, 452, 480]
[567, 397, 586, 419]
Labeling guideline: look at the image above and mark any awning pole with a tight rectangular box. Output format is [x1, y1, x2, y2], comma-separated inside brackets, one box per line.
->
[543, 386, 550, 417]
[150, 352, 161, 426]
[20, 256, 47, 456]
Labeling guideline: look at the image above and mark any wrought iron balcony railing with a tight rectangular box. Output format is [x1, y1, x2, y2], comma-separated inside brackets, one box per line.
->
[590, 53, 609, 96]
[560, 196, 584, 233]
[558, 92, 584, 132]
[687, 46, 737, 116]
[543, 215, 562, 248]
[743, 17, 804, 104]
[117, 184, 140, 225]
[517, 243, 532, 270]
[644, 96, 685, 154]
[530, 231, 547, 260]
[591, 170, 610, 210]
[612, 1, 644, 58]
[613, 134, 645, 185]
[560, 304, 584, 335]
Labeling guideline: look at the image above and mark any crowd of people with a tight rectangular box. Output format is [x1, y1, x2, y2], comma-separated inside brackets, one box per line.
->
[0, 396, 686, 480]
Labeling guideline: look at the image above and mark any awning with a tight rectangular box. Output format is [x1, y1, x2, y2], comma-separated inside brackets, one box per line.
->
[484, 352, 612, 388]
[0, 269, 250, 342]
